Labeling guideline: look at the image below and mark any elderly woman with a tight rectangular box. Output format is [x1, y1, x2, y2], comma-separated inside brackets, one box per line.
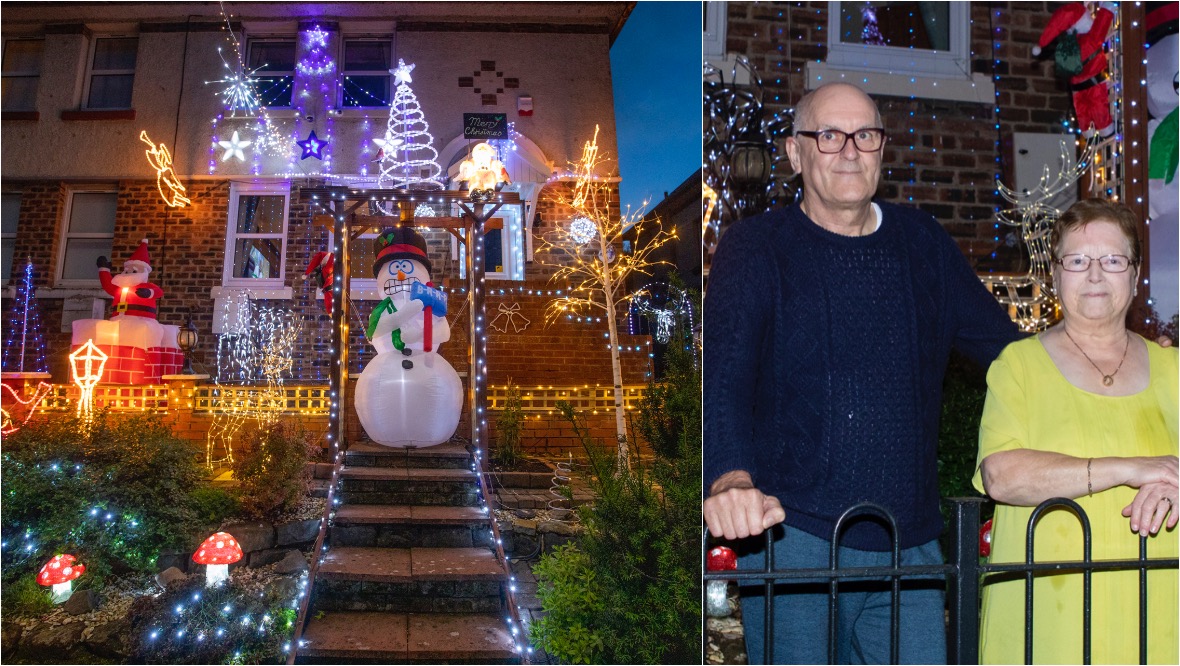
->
[973, 199, 1178, 664]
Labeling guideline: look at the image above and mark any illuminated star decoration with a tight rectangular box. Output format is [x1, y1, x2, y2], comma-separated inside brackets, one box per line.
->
[217, 131, 252, 162]
[297, 130, 328, 160]
[296, 25, 335, 76]
[139, 131, 191, 208]
[392, 59, 415, 85]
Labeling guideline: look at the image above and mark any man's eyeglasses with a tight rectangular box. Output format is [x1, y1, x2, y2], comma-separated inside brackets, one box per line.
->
[794, 128, 886, 154]
[1056, 254, 1137, 273]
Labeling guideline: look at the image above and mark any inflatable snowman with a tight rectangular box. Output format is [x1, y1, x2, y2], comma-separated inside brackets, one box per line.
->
[1146, 6, 1178, 321]
[354, 227, 463, 447]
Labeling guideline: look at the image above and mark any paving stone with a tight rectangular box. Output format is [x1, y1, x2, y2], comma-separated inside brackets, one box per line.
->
[407, 612, 515, 661]
[300, 611, 408, 660]
[319, 546, 411, 582]
[410, 547, 507, 581]
[333, 504, 412, 524]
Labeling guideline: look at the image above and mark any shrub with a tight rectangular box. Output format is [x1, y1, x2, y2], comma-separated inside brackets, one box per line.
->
[232, 421, 316, 518]
[493, 380, 525, 468]
[1, 411, 205, 590]
[126, 575, 296, 664]
[532, 336, 702, 664]
[1, 576, 54, 617]
[190, 487, 242, 526]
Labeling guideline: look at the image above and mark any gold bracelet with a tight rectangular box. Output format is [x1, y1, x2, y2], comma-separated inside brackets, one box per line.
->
[1087, 458, 1093, 497]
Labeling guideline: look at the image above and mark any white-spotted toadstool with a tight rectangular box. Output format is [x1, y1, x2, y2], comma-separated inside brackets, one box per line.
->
[37, 554, 85, 603]
[192, 532, 243, 587]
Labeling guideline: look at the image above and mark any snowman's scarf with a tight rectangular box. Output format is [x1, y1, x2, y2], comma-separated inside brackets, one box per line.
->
[367, 297, 406, 352]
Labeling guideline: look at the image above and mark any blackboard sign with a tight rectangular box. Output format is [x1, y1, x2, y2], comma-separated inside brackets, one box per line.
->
[463, 113, 508, 140]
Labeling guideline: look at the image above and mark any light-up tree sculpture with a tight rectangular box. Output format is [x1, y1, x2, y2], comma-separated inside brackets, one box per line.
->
[538, 126, 678, 467]
[2, 259, 49, 373]
[374, 59, 443, 194]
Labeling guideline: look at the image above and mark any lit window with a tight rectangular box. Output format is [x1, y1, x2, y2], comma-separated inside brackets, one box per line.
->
[2, 193, 20, 283]
[247, 39, 296, 108]
[1, 39, 43, 112]
[825, 1, 968, 78]
[84, 37, 137, 109]
[222, 182, 290, 287]
[341, 39, 391, 108]
[57, 190, 117, 285]
[454, 204, 523, 281]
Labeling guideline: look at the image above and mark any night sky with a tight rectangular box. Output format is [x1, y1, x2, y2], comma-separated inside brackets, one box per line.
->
[611, 1, 701, 216]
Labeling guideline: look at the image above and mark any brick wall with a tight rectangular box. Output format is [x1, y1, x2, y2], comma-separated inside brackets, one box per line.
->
[723, 2, 1075, 270]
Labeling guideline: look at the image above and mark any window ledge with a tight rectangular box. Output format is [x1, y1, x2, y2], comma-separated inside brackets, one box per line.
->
[806, 62, 995, 104]
[61, 109, 136, 121]
[210, 286, 294, 300]
[1, 111, 40, 121]
[36, 287, 111, 299]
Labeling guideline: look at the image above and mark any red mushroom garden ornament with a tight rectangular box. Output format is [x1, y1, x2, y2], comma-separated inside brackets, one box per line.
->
[192, 532, 243, 587]
[706, 545, 738, 617]
[37, 554, 85, 603]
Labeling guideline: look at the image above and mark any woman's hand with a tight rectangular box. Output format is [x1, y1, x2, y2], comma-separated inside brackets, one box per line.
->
[1119, 455, 1179, 490]
[1121, 480, 1179, 536]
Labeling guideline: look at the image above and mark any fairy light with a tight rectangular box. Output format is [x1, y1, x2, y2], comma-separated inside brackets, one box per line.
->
[373, 59, 443, 197]
[2, 259, 49, 373]
[0, 381, 52, 435]
[296, 25, 335, 76]
[70, 340, 109, 419]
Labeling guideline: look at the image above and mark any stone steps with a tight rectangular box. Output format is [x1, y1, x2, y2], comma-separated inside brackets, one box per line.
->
[332, 504, 491, 549]
[298, 611, 516, 664]
[298, 442, 520, 664]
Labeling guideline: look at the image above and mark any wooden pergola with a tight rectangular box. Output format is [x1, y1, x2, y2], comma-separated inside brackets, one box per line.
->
[298, 186, 524, 458]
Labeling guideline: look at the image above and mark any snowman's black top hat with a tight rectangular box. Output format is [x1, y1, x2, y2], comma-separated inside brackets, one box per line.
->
[373, 227, 432, 277]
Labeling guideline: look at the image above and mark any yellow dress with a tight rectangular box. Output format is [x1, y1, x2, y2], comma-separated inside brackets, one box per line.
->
[972, 335, 1178, 665]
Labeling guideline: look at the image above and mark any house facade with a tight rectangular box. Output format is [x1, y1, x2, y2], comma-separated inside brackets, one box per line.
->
[1, 1, 657, 454]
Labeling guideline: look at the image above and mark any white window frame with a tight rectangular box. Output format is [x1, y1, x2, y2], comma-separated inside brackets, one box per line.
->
[703, 2, 727, 58]
[339, 36, 393, 109]
[452, 203, 523, 282]
[82, 35, 137, 110]
[55, 188, 118, 287]
[221, 181, 291, 289]
[246, 37, 297, 109]
[1, 38, 44, 112]
[808, 2, 994, 103]
[2, 192, 20, 285]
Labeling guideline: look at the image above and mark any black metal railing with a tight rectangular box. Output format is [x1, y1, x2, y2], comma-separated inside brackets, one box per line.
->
[703, 497, 1179, 665]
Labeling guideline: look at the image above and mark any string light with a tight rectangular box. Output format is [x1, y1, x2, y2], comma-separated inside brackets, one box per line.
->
[139, 131, 191, 207]
[2, 259, 49, 373]
[69, 340, 109, 420]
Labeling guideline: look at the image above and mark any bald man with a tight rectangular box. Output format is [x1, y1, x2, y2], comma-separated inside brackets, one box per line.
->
[704, 82, 1020, 664]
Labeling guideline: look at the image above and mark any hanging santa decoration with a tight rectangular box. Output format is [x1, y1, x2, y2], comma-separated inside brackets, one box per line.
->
[354, 227, 462, 447]
[70, 239, 183, 384]
[1032, 1, 1116, 137]
[302, 251, 336, 315]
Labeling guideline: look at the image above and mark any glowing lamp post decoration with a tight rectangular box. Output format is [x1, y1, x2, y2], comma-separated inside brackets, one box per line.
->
[70, 339, 108, 419]
[37, 554, 85, 603]
[192, 532, 243, 587]
[177, 313, 199, 375]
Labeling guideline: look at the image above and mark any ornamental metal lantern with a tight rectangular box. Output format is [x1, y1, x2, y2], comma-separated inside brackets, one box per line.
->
[176, 312, 198, 375]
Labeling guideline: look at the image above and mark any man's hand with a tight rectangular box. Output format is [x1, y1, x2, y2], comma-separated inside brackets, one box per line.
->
[704, 470, 786, 540]
[1156, 335, 1173, 348]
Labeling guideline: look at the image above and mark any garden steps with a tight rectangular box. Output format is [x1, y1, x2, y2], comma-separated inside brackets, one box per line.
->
[298, 610, 515, 664]
[296, 442, 521, 664]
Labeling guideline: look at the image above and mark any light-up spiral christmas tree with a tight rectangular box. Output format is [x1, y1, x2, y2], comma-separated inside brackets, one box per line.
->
[374, 59, 443, 192]
[2, 259, 48, 373]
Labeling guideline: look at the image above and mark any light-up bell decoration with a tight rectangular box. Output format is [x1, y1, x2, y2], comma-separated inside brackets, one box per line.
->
[70, 340, 109, 419]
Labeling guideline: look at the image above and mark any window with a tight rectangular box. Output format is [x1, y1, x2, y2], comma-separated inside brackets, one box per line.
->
[453, 203, 524, 281]
[57, 190, 117, 285]
[247, 39, 296, 108]
[2, 193, 19, 283]
[83, 36, 137, 109]
[809, 2, 993, 103]
[1, 39, 43, 112]
[223, 182, 290, 287]
[341, 39, 392, 108]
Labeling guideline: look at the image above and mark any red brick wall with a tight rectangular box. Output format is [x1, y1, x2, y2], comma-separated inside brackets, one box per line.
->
[724, 2, 1075, 271]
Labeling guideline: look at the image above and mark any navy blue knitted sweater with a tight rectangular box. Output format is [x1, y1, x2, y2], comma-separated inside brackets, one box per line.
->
[704, 202, 1019, 550]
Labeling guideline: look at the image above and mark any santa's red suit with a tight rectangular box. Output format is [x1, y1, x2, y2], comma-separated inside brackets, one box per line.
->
[99, 271, 163, 318]
[1034, 2, 1116, 137]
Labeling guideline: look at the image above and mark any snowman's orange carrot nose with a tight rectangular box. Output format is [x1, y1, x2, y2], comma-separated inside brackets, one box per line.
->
[397, 270, 406, 280]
